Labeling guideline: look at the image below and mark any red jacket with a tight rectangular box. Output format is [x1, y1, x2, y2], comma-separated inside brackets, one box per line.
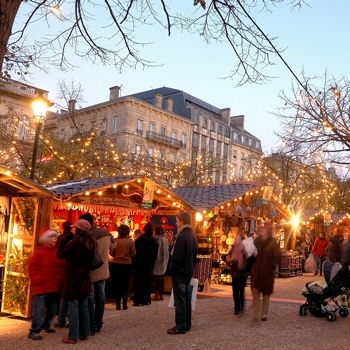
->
[28, 244, 65, 296]
[312, 237, 328, 257]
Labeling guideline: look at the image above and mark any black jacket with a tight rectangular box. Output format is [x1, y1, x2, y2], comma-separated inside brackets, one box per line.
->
[171, 224, 198, 282]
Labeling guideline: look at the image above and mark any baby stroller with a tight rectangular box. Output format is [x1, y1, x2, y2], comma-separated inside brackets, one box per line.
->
[299, 265, 350, 322]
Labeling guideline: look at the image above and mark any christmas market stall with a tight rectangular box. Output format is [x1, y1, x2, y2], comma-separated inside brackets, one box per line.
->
[46, 176, 191, 236]
[0, 167, 53, 318]
[46, 176, 192, 294]
[173, 182, 291, 288]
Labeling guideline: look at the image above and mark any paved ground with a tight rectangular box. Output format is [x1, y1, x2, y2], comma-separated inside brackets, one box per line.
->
[1, 273, 349, 349]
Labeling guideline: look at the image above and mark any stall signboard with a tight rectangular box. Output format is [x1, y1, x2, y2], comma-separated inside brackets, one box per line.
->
[141, 180, 155, 209]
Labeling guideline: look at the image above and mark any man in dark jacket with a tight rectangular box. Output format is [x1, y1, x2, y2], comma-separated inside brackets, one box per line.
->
[167, 212, 198, 335]
[79, 213, 115, 334]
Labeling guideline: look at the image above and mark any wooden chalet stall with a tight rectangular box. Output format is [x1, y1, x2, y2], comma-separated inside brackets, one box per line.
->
[46, 176, 191, 236]
[0, 167, 53, 318]
[173, 182, 290, 288]
[46, 176, 192, 295]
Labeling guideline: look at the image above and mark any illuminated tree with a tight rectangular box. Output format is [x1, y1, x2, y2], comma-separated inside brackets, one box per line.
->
[243, 152, 337, 212]
[1, 0, 305, 84]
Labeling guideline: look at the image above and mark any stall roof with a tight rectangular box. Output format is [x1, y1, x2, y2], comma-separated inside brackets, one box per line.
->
[300, 208, 349, 224]
[173, 182, 265, 211]
[45, 176, 191, 211]
[0, 167, 53, 197]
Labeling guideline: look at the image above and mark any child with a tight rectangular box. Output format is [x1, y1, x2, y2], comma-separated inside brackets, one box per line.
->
[27, 229, 65, 340]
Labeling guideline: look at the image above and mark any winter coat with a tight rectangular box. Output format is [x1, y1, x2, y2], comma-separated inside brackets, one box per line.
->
[312, 237, 328, 257]
[89, 225, 115, 282]
[152, 235, 169, 276]
[250, 236, 281, 295]
[28, 244, 65, 296]
[56, 232, 95, 300]
[110, 237, 136, 265]
[134, 234, 158, 271]
[170, 224, 198, 283]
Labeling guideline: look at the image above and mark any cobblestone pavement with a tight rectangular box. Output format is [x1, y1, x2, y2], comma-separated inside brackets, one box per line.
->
[1, 273, 349, 350]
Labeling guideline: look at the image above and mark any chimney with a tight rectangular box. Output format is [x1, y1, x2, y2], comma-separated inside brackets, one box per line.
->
[166, 98, 174, 112]
[109, 86, 120, 100]
[68, 99, 76, 113]
[155, 93, 163, 108]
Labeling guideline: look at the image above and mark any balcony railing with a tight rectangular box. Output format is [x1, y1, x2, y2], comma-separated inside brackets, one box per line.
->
[145, 131, 184, 149]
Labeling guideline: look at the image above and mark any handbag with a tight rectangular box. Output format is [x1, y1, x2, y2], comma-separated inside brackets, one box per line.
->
[90, 248, 103, 271]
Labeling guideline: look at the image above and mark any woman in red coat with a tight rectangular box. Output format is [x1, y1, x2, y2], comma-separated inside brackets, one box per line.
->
[28, 229, 65, 340]
[311, 232, 328, 276]
[250, 222, 281, 323]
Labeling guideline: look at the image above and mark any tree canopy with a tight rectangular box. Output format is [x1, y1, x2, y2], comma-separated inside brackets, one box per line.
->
[1, 0, 305, 84]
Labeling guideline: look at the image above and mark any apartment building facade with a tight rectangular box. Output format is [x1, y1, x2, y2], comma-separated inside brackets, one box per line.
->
[131, 87, 263, 183]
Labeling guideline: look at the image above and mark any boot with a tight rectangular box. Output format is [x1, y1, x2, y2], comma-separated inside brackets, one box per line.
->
[123, 297, 128, 310]
[116, 298, 121, 310]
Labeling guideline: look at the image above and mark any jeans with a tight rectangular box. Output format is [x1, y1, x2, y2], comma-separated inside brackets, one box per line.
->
[66, 297, 90, 341]
[30, 292, 60, 334]
[88, 280, 106, 332]
[172, 277, 192, 333]
[315, 255, 325, 275]
[58, 298, 68, 327]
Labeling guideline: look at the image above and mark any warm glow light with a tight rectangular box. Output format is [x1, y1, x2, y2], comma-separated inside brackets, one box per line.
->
[290, 214, 300, 228]
[195, 212, 203, 222]
[32, 97, 48, 122]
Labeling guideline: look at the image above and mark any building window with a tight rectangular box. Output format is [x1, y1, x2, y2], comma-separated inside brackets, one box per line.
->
[171, 131, 177, 143]
[161, 126, 166, 136]
[232, 150, 237, 159]
[211, 120, 215, 131]
[112, 116, 118, 134]
[135, 144, 141, 156]
[101, 118, 107, 136]
[216, 141, 221, 155]
[148, 147, 153, 161]
[182, 133, 186, 148]
[137, 119, 143, 135]
[209, 138, 215, 152]
[149, 123, 155, 136]
[193, 133, 199, 147]
[18, 115, 30, 141]
[203, 118, 207, 129]
[201, 136, 207, 150]
[169, 153, 175, 163]
[218, 124, 222, 135]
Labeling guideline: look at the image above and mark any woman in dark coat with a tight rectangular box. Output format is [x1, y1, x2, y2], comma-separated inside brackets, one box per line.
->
[133, 223, 158, 306]
[250, 221, 281, 322]
[56, 219, 96, 344]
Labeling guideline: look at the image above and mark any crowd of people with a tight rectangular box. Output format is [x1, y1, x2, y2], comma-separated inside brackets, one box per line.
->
[26, 211, 350, 341]
[27, 212, 175, 343]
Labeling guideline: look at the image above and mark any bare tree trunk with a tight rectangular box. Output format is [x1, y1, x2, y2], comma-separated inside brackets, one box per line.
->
[0, 0, 22, 71]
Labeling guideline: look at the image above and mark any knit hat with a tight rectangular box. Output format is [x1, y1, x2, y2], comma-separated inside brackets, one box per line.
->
[73, 219, 91, 231]
[39, 229, 58, 244]
[79, 213, 94, 225]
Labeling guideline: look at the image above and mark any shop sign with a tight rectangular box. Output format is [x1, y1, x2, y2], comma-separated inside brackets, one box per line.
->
[141, 180, 155, 209]
[262, 186, 273, 204]
[76, 196, 139, 208]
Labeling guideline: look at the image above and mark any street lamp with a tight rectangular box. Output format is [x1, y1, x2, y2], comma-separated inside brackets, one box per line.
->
[29, 96, 49, 180]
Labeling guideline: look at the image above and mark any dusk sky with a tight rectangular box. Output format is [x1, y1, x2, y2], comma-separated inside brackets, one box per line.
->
[13, 1, 350, 153]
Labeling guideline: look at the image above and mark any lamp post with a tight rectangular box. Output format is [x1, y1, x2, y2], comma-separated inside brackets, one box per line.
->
[29, 96, 49, 180]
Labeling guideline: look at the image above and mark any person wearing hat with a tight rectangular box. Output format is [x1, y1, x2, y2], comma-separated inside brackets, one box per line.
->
[56, 219, 96, 344]
[28, 229, 65, 340]
[79, 212, 115, 334]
